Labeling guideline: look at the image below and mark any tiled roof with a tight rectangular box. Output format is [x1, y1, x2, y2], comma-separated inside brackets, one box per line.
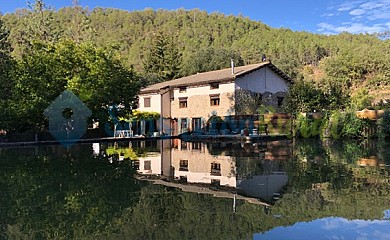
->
[140, 62, 292, 94]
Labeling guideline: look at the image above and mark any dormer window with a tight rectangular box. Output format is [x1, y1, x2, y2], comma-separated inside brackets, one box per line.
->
[210, 94, 220, 106]
[179, 86, 187, 93]
[179, 97, 188, 108]
[210, 82, 219, 90]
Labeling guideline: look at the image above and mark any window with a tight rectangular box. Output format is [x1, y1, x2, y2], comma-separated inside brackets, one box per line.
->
[179, 86, 187, 93]
[180, 118, 188, 133]
[192, 142, 201, 150]
[144, 160, 151, 170]
[132, 160, 140, 170]
[211, 179, 221, 186]
[210, 94, 220, 106]
[210, 82, 219, 90]
[181, 140, 188, 149]
[277, 96, 284, 107]
[211, 162, 221, 176]
[192, 118, 202, 131]
[179, 160, 188, 171]
[144, 97, 151, 108]
[179, 97, 188, 108]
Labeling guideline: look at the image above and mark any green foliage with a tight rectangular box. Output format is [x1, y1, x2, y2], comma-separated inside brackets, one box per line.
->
[328, 111, 343, 139]
[106, 146, 139, 160]
[12, 0, 61, 55]
[233, 89, 263, 115]
[3, 39, 140, 131]
[2, 5, 389, 94]
[283, 81, 326, 114]
[295, 110, 378, 139]
[142, 31, 182, 84]
[284, 81, 349, 115]
[0, 18, 15, 130]
[180, 47, 243, 76]
[350, 89, 374, 110]
[341, 111, 365, 138]
[323, 111, 377, 139]
[295, 114, 323, 138]
[131, 110, 160, 120]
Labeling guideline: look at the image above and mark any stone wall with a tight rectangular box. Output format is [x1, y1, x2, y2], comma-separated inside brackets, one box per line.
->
[171, 92, 235, 130]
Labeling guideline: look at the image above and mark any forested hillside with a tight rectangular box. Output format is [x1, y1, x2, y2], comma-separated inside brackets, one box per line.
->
[3, 3, 390, 83]
[1, 0, 390, 131]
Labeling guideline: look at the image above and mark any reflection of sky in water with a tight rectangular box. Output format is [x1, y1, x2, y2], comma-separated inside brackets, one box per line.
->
[254, 215, 390, 240]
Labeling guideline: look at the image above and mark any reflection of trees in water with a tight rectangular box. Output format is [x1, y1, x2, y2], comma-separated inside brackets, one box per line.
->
[290, 138, 390, 191]
[2, 140, 390, 239]
[104, 182, 390, 239]
[0, 146, 144, 240]
[235, 156, 264, 179]
[282, 138, 390, 223]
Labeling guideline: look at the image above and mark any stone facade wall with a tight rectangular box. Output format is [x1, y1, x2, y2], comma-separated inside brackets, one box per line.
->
[171, 92, 235, 130]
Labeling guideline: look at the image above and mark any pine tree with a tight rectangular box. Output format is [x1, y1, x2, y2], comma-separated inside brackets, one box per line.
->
[142, 31, 181, 83]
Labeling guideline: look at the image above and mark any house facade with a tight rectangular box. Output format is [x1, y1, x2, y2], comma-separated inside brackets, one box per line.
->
[137, 61, 292, 135]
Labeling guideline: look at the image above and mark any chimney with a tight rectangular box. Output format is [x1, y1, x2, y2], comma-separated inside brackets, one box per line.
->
[231, 59, 234, 75]
[262, 54, 267, 62]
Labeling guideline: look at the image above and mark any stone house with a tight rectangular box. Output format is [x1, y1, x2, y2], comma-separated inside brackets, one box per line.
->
[136, 61, 292, 135]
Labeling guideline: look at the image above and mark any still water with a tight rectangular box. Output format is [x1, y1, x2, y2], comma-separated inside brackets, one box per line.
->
[1, 138, 390, 239]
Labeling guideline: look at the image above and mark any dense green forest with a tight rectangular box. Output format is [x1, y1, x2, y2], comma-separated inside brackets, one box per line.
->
[1, 0, 390, 132]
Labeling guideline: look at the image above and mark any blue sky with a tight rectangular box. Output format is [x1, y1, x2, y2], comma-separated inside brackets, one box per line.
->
[1, 0, 390, 34]
[254, 217, 390, 240]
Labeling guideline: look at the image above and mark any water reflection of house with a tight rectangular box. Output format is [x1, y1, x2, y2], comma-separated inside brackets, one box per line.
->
[172, 141, 237, 187]
[138, 153, 162, 175]
[264, 140, 291, 161]
[237, 172, 288, 202]
[135, 139, 292, 202]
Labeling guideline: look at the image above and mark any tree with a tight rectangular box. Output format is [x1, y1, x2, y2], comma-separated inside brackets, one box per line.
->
[15, 0, 61, 53]
[349, 88, 373, 110]
[233, 89, 263, 115]
[142, 31, 182, 83]
[61, 0, 95, 43]
[283, 81, 326, 114]
[180, 47, 244, 76]
[0, 17, 15, 130]
[12, 39, 140, 131]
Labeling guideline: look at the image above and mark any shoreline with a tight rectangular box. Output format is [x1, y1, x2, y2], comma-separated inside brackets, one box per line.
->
[0, 134, 289, 147]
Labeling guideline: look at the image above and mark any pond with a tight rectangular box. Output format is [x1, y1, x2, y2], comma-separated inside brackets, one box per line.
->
[1, 138, 390, 239]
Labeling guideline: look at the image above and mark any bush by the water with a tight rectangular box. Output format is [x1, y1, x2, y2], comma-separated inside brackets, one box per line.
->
[296, 111, 378, 139]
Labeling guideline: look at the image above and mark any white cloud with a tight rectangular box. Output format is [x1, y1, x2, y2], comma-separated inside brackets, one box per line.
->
[317, 22, 387, 34]
[360, 1, 387, 10]
[319, 0, 390, 34]
[322, 13, 335, 17]
[368, 10, 390, 20]
[350, 9, 366, 15]
[337, 1, 364, 11]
